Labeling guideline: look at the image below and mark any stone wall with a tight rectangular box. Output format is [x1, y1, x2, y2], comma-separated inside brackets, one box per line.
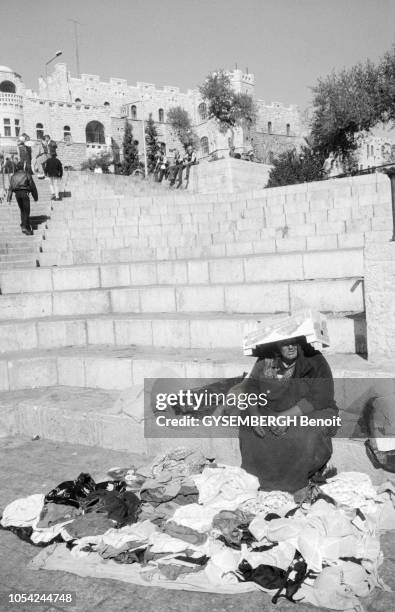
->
[190, 157, 272, 193]
[365, 241, 395, 362]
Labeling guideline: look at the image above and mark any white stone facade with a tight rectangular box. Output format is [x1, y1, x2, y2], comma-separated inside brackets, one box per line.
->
[0, 62, 302, 168]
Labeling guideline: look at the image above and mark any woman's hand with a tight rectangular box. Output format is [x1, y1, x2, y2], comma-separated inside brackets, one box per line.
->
[270, 423, 289, 437]
[253, 425, 266, 438]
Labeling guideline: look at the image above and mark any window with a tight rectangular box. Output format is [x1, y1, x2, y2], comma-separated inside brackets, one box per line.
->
[160, 142, 166, 154]
[64, 125, 71, 142]
[0, 80, 16, 93]
[367, 144, 370, 157]
[198, 102, 207, 121]
[286, 123, 290, 136]
[268, 151, 274, 163]
[200, 136, 209, 156]
[131, 105, 137, 120]
[85, 120, 105, 144]
[14, 118, 20, 137]
[104, 101, 110, 107]
[158, 108, 164, 122]
[74, 98, 81, 104]
[3, 118, 11, 137]
[36, 122, 44, 139]
[370, 145, 374, 156]
[267, 121, 272, 134]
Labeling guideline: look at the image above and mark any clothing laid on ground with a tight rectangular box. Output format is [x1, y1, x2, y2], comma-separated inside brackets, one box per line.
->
[2, 449, 394, 610]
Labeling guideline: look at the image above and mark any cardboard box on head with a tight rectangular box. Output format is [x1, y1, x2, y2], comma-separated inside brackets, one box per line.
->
[243, 310, 330, 356]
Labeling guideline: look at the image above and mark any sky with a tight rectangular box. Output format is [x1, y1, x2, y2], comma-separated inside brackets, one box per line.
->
[1, 0, 395, 110]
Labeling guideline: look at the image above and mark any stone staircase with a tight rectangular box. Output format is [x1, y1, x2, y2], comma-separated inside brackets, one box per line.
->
[0, 176, 52, 269]
[0, 170, 393, 469]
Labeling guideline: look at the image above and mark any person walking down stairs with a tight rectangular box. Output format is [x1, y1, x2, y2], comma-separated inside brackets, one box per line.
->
[45, 152, 63, 201]
[7, 161, 38, 235]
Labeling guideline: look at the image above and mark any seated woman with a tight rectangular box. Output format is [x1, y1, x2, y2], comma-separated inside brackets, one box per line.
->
[230, 336, 339, 493]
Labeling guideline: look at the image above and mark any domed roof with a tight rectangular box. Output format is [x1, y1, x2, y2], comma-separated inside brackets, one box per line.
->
[0, 65, 14, 73]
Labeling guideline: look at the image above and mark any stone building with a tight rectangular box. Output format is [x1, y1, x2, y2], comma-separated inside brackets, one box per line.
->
[0, 62, 303, 169]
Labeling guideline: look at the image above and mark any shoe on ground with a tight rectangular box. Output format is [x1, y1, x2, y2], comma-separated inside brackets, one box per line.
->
[21, 228, 30, 235]
[50, 195, 55, 200]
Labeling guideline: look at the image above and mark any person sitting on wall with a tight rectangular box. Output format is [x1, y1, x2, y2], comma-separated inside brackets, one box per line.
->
[182, 144, 197, 189]
[168, 150, 182, 188]
[228, 336, 339, 493]
[7, 161, 38, 235]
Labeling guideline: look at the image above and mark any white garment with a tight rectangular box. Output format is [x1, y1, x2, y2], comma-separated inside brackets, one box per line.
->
[49, 177, 60, 197]
[192, 466, 259, 511]
[320, 472, 378, 510]
[1, 494, 45, 527]
[205, 549, 242, 586]
[101, 521, 157, 548]
[171, 503, 218, 533]
[148, 532, 202, 554]
[31, 519, 75, 544]
[239, 490, 295, 517]
[243, 541, 296, 571]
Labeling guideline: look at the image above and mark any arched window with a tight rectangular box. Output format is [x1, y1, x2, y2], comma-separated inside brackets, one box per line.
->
[267, 121, 272, 134]
[85, 120, 105, 144]
[160, 142, 166, 154]
[75, 98, 81, 104]
[64, 125, 71, 142]
[0, 80, 16, 93]
[158, 108, 164, 122]
[200, 136, 209, 156]
[131, 105, 137, 120]
[36, 122, 44, 140]
[286, 123, 290, 136]
[198, 102, 207, 121]
[104, 101, 110, 107]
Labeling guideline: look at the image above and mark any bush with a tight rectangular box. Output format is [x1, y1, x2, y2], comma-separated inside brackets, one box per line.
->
[266, 146, 326, 188]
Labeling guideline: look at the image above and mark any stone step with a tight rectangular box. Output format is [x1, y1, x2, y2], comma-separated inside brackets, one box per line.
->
[0, 312, 365, 355]
[0, 277, 364, 321]
[0, 249, 364, 294]
[0, 385, 391, 479]
[38, 230, 391, 266]
[0, 259, 38, 270]
[0, 253, 38, 263]
[0, 344, 388, 393]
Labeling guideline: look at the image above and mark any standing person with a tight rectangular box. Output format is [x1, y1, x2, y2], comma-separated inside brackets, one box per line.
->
[35, 136, 49, 178]
[17, 136, 29, 171]
[182, 144, 197, 189]
[157, 151, 168, 183]
[168, 150, 183, 188]
[45, 134, 57, 157]
[45, 152, 63, 201]
[21, 133, 33, 174]
[7, 161, 38, 235]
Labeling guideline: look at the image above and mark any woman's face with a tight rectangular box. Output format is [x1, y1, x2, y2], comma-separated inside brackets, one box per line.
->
[278, 341, 298, 363]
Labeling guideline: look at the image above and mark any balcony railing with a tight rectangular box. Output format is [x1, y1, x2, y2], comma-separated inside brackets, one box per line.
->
[0, 92, 23, 107]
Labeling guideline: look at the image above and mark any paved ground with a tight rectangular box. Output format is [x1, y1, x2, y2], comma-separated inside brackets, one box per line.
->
[0, 436, 394, 612]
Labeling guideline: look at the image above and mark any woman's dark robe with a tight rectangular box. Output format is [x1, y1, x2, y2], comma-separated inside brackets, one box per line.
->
[238, 344, 339, 493]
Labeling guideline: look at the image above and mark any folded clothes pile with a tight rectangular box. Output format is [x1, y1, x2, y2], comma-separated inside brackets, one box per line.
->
[1, 448, 395, 611]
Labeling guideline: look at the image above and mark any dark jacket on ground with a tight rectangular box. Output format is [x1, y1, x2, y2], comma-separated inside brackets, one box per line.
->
[7, 171, 38, 202]
[45, 157, 63, 178]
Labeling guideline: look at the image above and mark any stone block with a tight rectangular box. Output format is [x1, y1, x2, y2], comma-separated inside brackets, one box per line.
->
[157, 261, 188, 285]
[275, 237, 307, 252]
[0, 360, 9, 391]
[307, 210, 328, 224]
[187, 261, 209, 284]
[225, 283, 289, 313]
[302, 250, 363, 280]
[190, 318, 245, 348]
[176, 286, 224, 312]
[110, 288, 141, 313]
[57, 356, 86, 387]
[244, 253, 304, 282]
[346, 219, 372, 233]
[130, 262, 158, 286]
[0, 268, 52, 294]
[306, 235, 338, 251]
[209, 259, 244, 284]
[114, 318, 153, 345]
[288, 224, 316, 238]
[140, 287, 176, 312]
[328, 207, 353, 222]
[86, 318, 115, 345]
[290, 279, 363, 312]
[100, 264, 131, 288]
[151, 319, 191, 348]
[85, 357, 133, 389]
[52, 266, 100, 291]
[37, 319, 87, 349]
[53, 289, 110, 316]
[0, 293, 53, 320]
[251, 239, 277, 254]
[0, 321, 38, 353]
[285, 212, 306, 225]
[371, 217, 392, 231]
[8, 357, 58, 390]
[316, 221, 346, 235]
[337, 233, 365, 249]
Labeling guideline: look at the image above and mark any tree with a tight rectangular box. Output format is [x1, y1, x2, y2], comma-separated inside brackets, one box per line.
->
[145, 113, 161, 173]
[199, 70, 257, 131]
[122, 120, 139, 175]
[167, 106, 198, 150]
[309, 55, 390, 163]
[266, 146, 326, 188]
